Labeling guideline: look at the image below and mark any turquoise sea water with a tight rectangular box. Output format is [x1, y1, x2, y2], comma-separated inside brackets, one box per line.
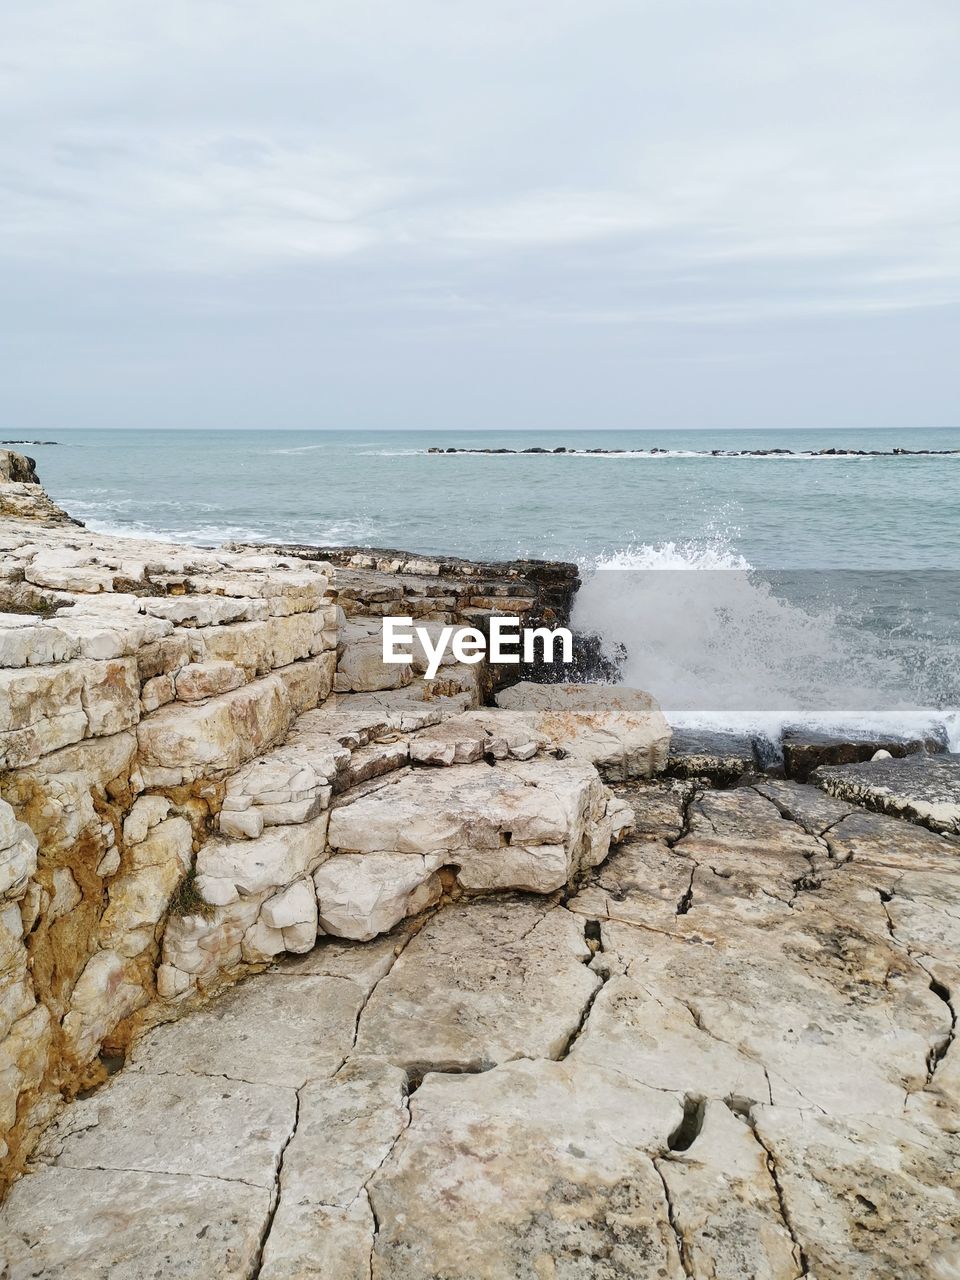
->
[21, 426, 960, 569]
[16, 427, 960, 743]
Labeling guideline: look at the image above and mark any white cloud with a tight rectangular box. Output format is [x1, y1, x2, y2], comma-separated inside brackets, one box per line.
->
[0, 0, 958, 426]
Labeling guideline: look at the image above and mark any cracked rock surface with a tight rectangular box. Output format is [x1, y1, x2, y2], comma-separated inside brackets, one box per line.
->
[1, 778, 960, 1277]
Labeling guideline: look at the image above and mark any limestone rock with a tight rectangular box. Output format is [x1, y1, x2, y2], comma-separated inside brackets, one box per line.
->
[173, 659, 244, 701]
[220, 728, 347, 835]
[816, 752, 960, 835]
[569, 974, 769, 1104]
[314, 852, 443, 941]
[367, 1058, 684, 1279]
[260, 877, 319, 953]
[329, 756, 615, 894]
[276, 927, 413, 994]
[136, 672, 293, 784]
[32, 1068, 296, 1187]
[752, 1106, 960, 1278]
[354, 899, 599, 1071]
[195, 811, 329, 903]
[600, 909, 949, 1118]
[0, 799, 38, 901]
[60, 950, 148, 1064]
[260, 1195, 376, 1280]
[495, 681, 671, 779]
[131, 973, 363, 1087]
[99, 818, 193, 957]
[0, 1166, 271, 1278]
[658, 1100, 802, 1279]
[335, 621, 414, 693]
[409, 707, 544, 766]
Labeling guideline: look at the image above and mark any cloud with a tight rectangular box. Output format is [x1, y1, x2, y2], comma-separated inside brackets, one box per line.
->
[0, 0, 958, 427]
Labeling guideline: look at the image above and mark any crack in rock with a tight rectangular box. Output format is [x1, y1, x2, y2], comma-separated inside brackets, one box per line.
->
[251, 1085, 301, 1280]
[653, 1160, 694, 1278]
[924, 975, 957, 1085]
[554, 920, 609, 1061]
[743, 1109, 810, 1278]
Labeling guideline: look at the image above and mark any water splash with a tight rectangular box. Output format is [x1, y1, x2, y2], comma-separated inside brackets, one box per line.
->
[573, 540, 960, 749]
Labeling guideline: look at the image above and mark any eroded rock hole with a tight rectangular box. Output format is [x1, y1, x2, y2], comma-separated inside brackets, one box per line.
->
[667, 1095, 705, 1152]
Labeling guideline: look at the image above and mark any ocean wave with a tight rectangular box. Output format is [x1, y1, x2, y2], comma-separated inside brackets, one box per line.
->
[263, 443, 331, 455]
[573, 540, 960, 749]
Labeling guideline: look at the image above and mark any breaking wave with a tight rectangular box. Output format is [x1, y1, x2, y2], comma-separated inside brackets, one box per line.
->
[573, 540, 960, 750]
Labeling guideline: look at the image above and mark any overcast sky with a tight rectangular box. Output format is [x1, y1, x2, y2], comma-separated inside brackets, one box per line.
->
[2, 1, 958, 431]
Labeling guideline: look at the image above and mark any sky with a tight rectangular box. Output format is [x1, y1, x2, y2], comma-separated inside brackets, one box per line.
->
[1, 0, 958, 431]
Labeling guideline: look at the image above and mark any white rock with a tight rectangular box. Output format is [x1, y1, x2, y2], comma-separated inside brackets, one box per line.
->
[495, 681, 672, 779]
[174, 659, 245, 701]
[261, 878, 318, 931]
[313, 853, 443, 941]
[0, 799, 38, 900]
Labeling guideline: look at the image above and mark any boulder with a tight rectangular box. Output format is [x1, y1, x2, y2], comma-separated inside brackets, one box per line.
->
[495, 682, 670, 779]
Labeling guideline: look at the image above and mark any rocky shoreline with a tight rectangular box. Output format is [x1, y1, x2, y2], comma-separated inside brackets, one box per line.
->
[1, 448, 959, 1277]
[428, 444, 960, 457]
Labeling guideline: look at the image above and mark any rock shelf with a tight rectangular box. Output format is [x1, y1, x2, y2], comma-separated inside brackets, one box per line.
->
[1, 449, 959, 1277]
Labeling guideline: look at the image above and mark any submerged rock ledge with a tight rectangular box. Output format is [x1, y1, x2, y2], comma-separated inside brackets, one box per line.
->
[1, 449, 959, 1278]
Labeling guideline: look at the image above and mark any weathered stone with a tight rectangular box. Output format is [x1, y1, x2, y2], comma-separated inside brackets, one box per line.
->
[335, 621, 414, 693]
[60, 950, 148, 1064]
[173, 659, 244, 701]
[32, 1067, 296, 1186]
[260, 878, 316, 932]
[314, 853, 443, 941]
[195, 811, 329, 903]
[275, 927, 413, 994]
[329, 756, 615, 894]
[665, 728, 760, 785]
[0, 799, 38, 901]
[816, 752, 960, 835]
[658, 1100, 803, 1279]
[409, 707, 544, 766]
[0, 1166, 271, 1278]
[601, 908, 948, 1118]
[99, 818, 192, 957]
[567, 838, 695, 933]
[782, 728, 943, 782]
[261, 1195, 376, 1280]
[199, 611, 333, 677]
[131, 973, 363, 1086]
[136, 672, 293, 783]
[569, 974, 769, 1103]
[752, 1105, 960, 1278]
[355, 899, 598, 1071]
[276, 651, 336, 713]
[0, 614, 78, 668]
[495, 681, 671, 779]
[121, 795, 171, 847]
[367, 1058, 683, 1279]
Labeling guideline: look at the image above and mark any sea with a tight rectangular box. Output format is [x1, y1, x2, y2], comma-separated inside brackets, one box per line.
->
[16, 427, 960, 749]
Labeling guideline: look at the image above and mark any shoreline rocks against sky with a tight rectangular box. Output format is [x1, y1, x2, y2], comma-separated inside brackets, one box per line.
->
[428, 444, 960, 457]
[1, 448, 960, 1276]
